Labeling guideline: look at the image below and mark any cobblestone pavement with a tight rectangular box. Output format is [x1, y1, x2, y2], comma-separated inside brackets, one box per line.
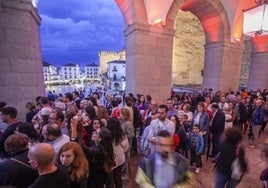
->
[123, 134, 267, 188]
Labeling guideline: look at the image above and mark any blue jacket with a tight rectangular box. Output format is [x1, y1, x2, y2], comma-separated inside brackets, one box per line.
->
[191, 111, 210, 133]
[252, 106, 266, 125]
[188, 133, 204, 154]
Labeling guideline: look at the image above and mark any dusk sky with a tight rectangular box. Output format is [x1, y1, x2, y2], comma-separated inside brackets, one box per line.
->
[39, 0, 125, 66]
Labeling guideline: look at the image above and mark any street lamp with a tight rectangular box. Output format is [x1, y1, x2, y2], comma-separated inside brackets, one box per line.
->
[243, 0, 268, 37]
[144, 0, 174, 25]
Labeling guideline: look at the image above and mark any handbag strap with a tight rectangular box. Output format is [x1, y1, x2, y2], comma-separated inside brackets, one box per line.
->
[10, 158, 33, 170]
[235, 145, 240, 157]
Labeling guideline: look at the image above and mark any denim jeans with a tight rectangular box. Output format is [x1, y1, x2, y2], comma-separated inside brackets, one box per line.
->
[190, 150, 202, 168]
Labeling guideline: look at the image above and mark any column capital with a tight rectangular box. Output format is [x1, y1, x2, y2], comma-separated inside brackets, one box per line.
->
[204, 41, 243, 50]
[124, 22, 175, 38]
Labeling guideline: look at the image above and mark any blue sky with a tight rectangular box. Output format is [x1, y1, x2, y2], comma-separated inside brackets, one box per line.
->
[39, 0, 125, 66]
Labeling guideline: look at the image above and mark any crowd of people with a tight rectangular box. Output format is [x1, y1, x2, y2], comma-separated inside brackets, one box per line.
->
[0, 87, 267, 188]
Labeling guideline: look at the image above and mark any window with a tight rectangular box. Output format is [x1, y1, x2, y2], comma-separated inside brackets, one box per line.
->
[113, 66, 117, 71]
[113, 74, 117, 81]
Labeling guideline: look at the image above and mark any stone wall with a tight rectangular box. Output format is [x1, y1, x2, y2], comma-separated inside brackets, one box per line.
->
[240, 39, 251, 87]
[98, 50, 125, 75]
[172, 10, 205, 86]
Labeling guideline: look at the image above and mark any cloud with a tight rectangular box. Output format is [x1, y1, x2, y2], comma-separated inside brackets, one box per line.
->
[39, 0, 125, 66]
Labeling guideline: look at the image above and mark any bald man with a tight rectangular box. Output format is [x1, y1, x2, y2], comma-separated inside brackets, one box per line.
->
[28, 143, 70, 188]
[45, 123, 70, 158]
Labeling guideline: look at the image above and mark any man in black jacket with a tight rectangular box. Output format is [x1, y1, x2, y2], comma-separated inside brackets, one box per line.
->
[0, 107, 24, 158]
[210, 103, 225, 158]
[0, 134, 38, 187]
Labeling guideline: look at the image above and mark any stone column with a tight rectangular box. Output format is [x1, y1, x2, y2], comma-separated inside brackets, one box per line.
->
[247, 36, 268, 90]
[124, 23, 175, 103]
[202, 42, 243, 92]
[0, 0, 45, 120]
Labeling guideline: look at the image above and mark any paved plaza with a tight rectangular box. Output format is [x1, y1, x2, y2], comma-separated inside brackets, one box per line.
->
[124, 133, 267, 188]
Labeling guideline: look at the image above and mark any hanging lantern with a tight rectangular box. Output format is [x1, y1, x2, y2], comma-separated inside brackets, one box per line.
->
[243, 0, 268, 37]
[144, 0, 174, 25]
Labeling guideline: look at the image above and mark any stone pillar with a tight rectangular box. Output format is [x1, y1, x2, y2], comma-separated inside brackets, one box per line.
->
[247, 36, 268, 90]
[202, 42, 243, 92]
[124, 23, 175, 103]
[0, 0, 45, 120]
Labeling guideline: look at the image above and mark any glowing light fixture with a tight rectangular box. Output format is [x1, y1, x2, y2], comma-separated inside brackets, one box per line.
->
[144, 0, 174, 25]
[243, 0, 268, 37]
[32, 0, 40, 9]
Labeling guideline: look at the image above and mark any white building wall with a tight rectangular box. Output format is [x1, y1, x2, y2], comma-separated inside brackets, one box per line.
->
[43, 65, 57, 82]
[84, 66, 100, 79]
[59, 65, 80, 81]
[107, 62, 126, 91]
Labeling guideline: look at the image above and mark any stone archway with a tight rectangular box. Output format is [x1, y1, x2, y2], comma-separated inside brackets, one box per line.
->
[116, 0, 244, 102]
[169, 0, 244, 92]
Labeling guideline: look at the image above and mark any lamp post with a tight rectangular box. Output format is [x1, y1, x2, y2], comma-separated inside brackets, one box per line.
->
[243, 0, 268, 37]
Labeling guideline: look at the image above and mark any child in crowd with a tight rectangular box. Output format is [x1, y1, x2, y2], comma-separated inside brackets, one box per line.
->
[189, 124, 204, 174]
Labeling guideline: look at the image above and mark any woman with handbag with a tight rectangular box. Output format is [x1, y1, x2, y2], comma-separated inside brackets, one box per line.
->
[119, 108, 135, 180]
[214, 128, 248, 188]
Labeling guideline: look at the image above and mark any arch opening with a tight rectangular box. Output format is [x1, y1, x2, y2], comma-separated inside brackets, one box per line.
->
[172, 10, 205, 88]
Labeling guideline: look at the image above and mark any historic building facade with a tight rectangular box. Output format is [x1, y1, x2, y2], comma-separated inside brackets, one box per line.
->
[107, 60, 126, 91]
[99, 50, 126, 75]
